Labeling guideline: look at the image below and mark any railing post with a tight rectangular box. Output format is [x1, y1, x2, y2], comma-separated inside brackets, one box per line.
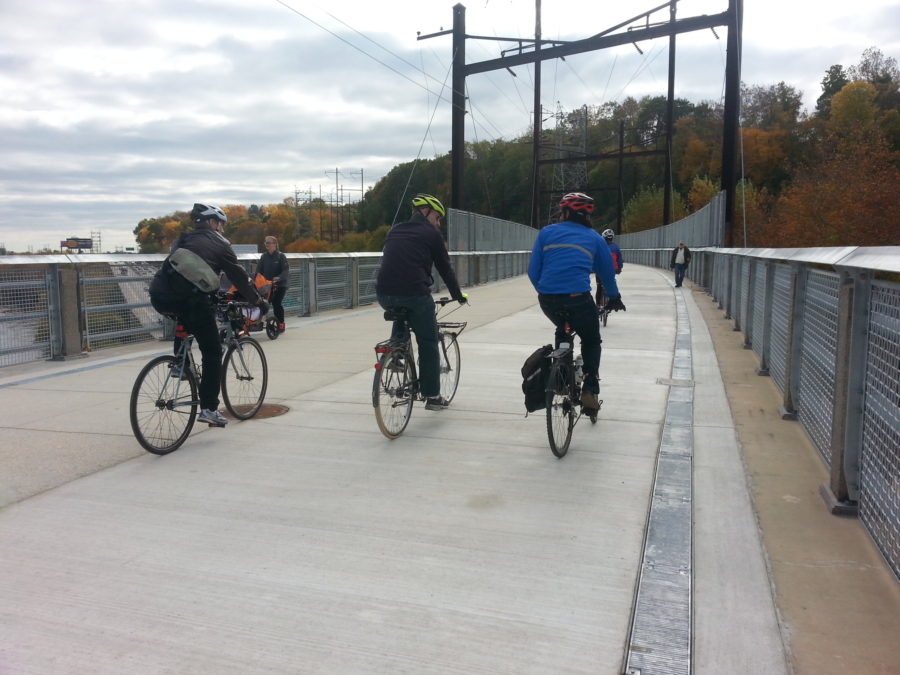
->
[778, 262, 808, 420]
[820, 266, 870, 513]
[350, 257, 360, 308]
[756, 260, 775, 376]
[46, 264, 63, 360]
[308, 260, 318, 316]
[743, 258, 756, 348]
[52, 266, 88, 360]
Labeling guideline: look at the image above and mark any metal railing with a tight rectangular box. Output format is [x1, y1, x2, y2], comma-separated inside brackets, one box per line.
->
[616, 191, 725, 250]
[0, 249, 530, 366]
[627, 244, 900, 584]
[447, 209, 537, 252]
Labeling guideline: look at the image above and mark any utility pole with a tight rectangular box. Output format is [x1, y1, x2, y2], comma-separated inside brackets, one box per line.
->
[617, 120, 625, 234]
[721, 0, 743, 246]
[424, 1, 739, 231]
[530, 0, 542, 228]
[450, 3, 466, 211]
[663, 0, 677, 226]
[351, 169, 364, 231]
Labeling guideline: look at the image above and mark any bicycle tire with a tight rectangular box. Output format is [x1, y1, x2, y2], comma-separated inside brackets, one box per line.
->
[373, 348, 413, 439]
[546, 359, 575, 458]
[438, 331, 461, 403]
[265, 317, 280, 340]
[601, 309, 608, 327]
[221, 337, 268, 419]
[130, 355, 198, 455]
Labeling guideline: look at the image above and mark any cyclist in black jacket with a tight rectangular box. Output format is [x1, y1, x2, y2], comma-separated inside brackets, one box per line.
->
[256, 236, 289, 333]
[149, 203, 268, 427]
[375, 194, 467, 411]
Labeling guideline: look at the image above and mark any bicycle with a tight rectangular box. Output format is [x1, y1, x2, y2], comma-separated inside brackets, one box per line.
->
[129, 299, 269, 455]
[545, 323, 601, 458]
[596, 283, 609, 327]
[372, 297, 467, 439]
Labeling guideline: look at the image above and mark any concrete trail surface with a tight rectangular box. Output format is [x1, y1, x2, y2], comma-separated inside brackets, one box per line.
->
[0, 269, 785, 674]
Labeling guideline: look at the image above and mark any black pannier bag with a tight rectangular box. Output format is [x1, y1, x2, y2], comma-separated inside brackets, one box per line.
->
[521, 344, 553, 413]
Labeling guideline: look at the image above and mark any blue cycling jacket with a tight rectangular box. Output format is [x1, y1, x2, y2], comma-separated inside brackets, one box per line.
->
[528, 221, 620, 297]
[607, 241, 623, 271]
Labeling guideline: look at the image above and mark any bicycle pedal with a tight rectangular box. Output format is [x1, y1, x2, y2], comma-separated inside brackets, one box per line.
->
[207, 422, 227, 428]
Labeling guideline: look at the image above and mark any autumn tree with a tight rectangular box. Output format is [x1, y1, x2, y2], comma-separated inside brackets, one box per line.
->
[622, 185, 687, 233]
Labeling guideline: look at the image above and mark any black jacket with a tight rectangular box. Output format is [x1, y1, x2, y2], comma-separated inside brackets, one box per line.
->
[150, 228, 259, 303]
[670, 245, 692, 267]
[375, 212, 463, 300]
[256, 250, 290, 288]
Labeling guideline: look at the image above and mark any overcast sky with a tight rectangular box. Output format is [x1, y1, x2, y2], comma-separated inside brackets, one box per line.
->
[2, 0, 898, 251]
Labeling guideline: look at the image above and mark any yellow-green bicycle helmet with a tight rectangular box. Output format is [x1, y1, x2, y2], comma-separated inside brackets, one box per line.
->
[411, 193, 446, 217]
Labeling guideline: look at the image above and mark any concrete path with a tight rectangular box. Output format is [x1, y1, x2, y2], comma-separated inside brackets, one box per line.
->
[0, 267, 830, 674]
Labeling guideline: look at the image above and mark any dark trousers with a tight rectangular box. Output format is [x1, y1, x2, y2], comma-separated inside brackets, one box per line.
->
[538, 292, 602, 394]
[271, 286, 287, 323]
[151, 295, 222, 410]
[673, 263, 687, 286]
[377, 294, 440, 398]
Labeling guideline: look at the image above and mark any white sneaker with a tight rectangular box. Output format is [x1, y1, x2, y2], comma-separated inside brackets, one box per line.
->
[199, 409, 228, 426]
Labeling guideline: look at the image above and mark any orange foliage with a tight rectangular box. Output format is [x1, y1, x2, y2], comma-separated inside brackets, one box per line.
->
[760, 139, 900, 247]
[741, 128, 787, 187]
[222, 204, 248, 222]
[285, 238, 333, 253]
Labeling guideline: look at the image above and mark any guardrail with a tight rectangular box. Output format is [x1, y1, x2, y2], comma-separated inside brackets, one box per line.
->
[628, 245, 900, 584]
[0, 250, 530, 368]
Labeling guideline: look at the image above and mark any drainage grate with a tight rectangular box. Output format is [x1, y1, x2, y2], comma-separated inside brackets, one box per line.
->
[625, 293, 694, 675]
[220, 403, 290, 420]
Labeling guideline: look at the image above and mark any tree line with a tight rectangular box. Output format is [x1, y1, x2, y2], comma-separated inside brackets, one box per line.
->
[134, 46, 900, 253]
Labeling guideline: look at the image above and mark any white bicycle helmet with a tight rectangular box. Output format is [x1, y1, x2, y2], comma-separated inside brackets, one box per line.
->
[602, 229, 615, 241]
[191, 203, 227, 224]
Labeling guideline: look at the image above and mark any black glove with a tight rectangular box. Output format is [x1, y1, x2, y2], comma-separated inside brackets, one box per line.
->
[257, 299, 270, 315]
[605, 295, 626, 312]
[615, 269, 621, 275]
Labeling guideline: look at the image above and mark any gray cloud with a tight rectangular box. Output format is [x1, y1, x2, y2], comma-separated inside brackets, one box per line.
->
[1, 0, 897, 250]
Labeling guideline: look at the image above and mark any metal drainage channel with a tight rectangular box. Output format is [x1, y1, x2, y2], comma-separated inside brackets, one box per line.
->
[624, 290, 694, 675]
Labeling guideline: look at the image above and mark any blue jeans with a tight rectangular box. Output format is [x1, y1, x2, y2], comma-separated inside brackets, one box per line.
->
[377, 294, 441, 398]
[673, 263, 687, 286]
[537, 292, 602, 394]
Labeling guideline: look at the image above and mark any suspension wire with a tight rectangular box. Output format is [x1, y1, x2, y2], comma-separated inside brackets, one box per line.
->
[467, 82, 495, 217]
[562, 58, 602, 102]
[601, 53, 617, 104]
[421, 49, 439, 157]
[274, 0, 458, 109]
[734, 0, 747, 246]
[610, 44, 665, 103]
[390, 53, 456, 227]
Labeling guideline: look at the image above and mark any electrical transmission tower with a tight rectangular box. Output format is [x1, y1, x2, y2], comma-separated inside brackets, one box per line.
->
[91, 230, 102, 254]
[547, 104, 588, 225]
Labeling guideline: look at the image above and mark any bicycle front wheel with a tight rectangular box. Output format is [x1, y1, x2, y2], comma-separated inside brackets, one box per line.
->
[373, 348, 413, 439]
[546, 359, 575, 458]
[130, 355, 198, 455]
[438, 331, 461, 403]
[221, 337, 268, 419]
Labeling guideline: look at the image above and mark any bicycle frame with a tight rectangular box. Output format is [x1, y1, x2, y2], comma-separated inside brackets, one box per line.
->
[166, 301, 254, 410]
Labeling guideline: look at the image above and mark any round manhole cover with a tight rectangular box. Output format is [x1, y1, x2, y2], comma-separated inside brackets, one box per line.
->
[221, 403, 290, 420]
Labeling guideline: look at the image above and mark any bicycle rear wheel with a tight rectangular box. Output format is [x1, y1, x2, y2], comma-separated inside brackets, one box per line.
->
[221, 337, 268, 419]
[546, 359, 575, 458]
[438, 331, 461, 402]
[130, 355, 198, 454]
[373, 348, 414, 439]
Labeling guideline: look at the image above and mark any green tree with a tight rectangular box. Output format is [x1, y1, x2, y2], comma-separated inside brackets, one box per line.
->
[816, 65, 850, 118]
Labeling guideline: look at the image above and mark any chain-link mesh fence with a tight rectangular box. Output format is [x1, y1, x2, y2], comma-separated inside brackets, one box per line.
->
[0, 267, 53, 367]
[860, 279, 900, 580]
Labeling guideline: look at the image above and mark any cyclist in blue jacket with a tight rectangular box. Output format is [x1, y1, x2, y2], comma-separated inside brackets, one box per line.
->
[528, 193, 626, 413]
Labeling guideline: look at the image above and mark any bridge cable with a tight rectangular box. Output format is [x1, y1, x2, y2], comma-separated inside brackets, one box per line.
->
[390, 53, 456, 227]
[467, 82, 495, 217]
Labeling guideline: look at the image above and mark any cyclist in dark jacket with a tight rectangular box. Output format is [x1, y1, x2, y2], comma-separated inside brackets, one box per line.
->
[256, 236, 290, 333]
[375, 193, 467, 411]
[149, 203, 267, 427]
[528, 192, 625, 414]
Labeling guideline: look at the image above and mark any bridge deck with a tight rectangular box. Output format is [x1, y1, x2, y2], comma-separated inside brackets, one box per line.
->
[0, 267, 896, 674]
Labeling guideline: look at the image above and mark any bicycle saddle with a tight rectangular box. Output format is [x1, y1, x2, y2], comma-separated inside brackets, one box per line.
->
[383, 308, 409, 322]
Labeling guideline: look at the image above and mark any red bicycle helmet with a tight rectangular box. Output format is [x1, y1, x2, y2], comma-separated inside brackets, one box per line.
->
[558, 192, 595, 214]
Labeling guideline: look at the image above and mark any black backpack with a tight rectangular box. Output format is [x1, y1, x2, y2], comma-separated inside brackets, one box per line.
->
[521, 344, 552, 413]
